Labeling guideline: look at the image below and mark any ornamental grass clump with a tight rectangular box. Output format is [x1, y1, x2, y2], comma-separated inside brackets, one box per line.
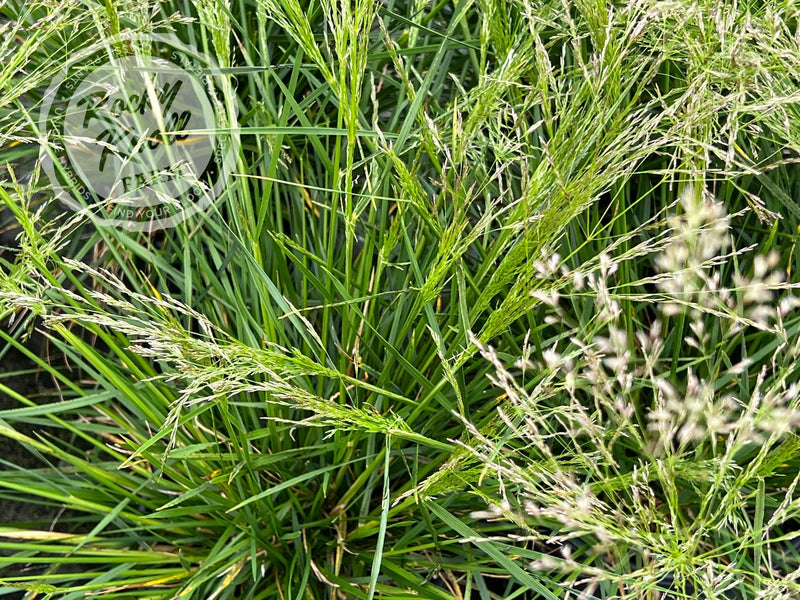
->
[1, 0, 800, 598]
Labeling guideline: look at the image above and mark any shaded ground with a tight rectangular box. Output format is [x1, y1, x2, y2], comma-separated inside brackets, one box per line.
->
[0, 346, 54, 519]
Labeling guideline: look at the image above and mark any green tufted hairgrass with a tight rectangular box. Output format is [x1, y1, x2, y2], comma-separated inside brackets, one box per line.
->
[1, 0, 800, 598]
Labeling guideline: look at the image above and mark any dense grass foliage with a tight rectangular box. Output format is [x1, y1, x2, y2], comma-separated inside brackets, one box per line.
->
[2, 0, 800, 598]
